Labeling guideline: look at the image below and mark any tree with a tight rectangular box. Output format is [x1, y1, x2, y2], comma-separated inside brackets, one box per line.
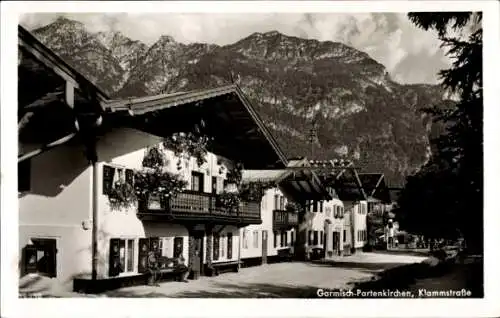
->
[396, 13, 483, 253]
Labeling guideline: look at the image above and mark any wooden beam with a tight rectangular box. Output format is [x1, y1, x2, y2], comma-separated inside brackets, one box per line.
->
[23, 90, 64, 111]
[19, 39, 80, 90]
[18, 133, 76, 162]
[18, 112, 35, 131]
[65, 81, 75, 108]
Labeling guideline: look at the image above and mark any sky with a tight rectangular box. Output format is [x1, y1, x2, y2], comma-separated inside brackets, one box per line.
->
[20, 12, 453, 85]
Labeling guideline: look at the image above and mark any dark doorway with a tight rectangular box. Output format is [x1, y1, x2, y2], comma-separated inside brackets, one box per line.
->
[262, 230, 268, 264]
[191, 172, 204, 192]
[332, 232, 340, 256]
[190, 231, 205, 278]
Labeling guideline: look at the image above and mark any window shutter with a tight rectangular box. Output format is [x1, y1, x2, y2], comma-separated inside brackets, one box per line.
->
[227, 233, 233, 259]
[23, 245, 38, 275]
[125, 169, 134, 185]
[174, 237, 183, 258]
[213, 234, 220, 261]
[103, 165, 115, 195]
[273, 231, 278, 248]
[138, 238, 150, 273]
[109, 238, 121, 277]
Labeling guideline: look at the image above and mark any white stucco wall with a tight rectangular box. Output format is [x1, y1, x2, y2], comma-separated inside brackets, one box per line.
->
[19, 142, 94, 282]
[95, 127, 237, 277]
[240, 188, 295, 260]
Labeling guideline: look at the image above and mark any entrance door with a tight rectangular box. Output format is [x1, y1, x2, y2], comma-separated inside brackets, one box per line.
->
[191, 231, 204, 278]
[332, 232, 340, 256]
[262, 230, 268, 264]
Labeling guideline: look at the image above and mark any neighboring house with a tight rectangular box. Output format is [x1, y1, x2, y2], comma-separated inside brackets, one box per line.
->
[358, 173, 392, 246]
[240, 158, 331, 265]
[303, 189, 345, 259]
[18, 26, 289, 292]
[329, 164, 368, 254]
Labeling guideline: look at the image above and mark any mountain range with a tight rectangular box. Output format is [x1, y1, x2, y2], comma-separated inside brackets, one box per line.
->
[28, 16, 449, 186]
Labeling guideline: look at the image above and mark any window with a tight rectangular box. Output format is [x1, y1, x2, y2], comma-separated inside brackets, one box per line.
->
[253, 231, 259, 248]
[220, 235, 226, 258]
[274, 195, 280, 210]
[242, 230, 248, 249]
[314, 201, 319, 212]
[280, 196, 285, 210]
[319, 201, 324, 213]
[103, 164, 134, 195]
[284, 232, 288, 246]
[320, 231, 323, 244]
[343, 230, 346, 242]
[308, 230, 312, 245]
[18, 159, 31, 192]
[23, 238, 57, 277]
[291, 231, 295, 245]
[227, 233, 233, 259]
[191, 171, 204, 192]
[109, 238, 135, 276]
[213, 234, 220, 260]
[313, 231, 319, 245]
[274, 231, 278, 248]
[280, 231, 287, 247]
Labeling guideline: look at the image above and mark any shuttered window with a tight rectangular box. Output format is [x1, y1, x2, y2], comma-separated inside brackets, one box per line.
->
[103, 165, 115, 195]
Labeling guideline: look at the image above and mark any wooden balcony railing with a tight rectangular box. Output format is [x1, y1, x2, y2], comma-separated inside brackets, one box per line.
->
[273, 209, 299, 230]
[137, 190, 261, 225]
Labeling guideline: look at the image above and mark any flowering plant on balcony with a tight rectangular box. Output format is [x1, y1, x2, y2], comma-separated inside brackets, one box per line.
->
[163, 131, 214, 167]
[108, 180, 137, 210]
[133, 169, 187, 200]
[239, 181, 275, 202]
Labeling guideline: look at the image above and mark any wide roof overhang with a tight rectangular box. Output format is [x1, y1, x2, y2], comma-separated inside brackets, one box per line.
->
[242, 158, 332, 202]
[18, 26, 287, 170]
[102, 85, 287, 169]
[18, 25, 108, 158]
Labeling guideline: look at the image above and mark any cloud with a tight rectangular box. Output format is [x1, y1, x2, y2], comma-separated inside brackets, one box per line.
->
[19, 12, 451, 84]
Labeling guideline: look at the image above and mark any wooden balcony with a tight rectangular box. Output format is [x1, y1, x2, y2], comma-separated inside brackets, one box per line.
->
[273, 209, 299, 231]
[137, 190, 261, 225]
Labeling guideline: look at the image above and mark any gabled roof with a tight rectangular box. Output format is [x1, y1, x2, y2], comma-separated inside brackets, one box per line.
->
[241, 158, 332, 201]
[18, 27, 287, 169]
[358, 173, 391, 204]
[18, 25, 108, 159]
[104, 84, 288, 169]
[18, 25, 108, 102]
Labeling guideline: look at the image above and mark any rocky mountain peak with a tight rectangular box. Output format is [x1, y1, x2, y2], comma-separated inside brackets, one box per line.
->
[28, 17, 448, 185]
